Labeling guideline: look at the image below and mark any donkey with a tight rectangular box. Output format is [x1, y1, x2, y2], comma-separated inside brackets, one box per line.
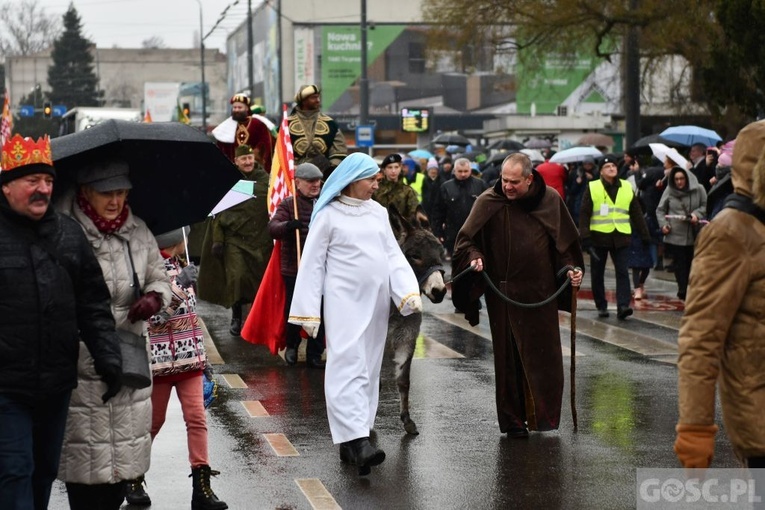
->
[387, 206, 447, 435]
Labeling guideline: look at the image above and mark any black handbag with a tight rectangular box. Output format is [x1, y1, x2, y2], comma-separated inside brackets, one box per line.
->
[117, 329, 152, 389]
[118, 239, 152, 389]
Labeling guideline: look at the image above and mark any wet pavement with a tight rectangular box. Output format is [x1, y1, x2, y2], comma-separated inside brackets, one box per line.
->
[48, 265, 741, 509]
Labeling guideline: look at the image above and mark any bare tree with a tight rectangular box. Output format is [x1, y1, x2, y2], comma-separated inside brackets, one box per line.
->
[0, 0, 61, 56]
[141, 36, 166, 49]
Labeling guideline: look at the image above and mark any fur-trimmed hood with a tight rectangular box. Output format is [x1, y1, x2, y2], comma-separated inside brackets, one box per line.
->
[731, 119, 765, 208]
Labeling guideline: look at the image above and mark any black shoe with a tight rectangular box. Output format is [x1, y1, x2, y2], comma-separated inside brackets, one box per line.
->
[307, 358, 326, 369]
[125, 476, 151, 506]
[506, 427, 529, 439]
[229, 318, 241, 336]
[284, 347, 297, 366]
[617, 307, 633, 320]
[597, 309, 610, 318]
[340, 438, 385, 475]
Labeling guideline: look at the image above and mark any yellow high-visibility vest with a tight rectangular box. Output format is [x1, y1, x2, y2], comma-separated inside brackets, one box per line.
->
[589, 179, 633, 234]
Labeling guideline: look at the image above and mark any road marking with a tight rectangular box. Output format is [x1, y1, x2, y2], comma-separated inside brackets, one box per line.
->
[241, 401, 269, 417]
[567, 315, 677, 358]
[264, 433, 299, 456]
[197, 317, 224, 365]
[433, 312, 586, 357]
[295, 479, 341, 510]
[413, 334, 464, 359]
[220, 374, 247, 388]
[632, 310, 683, 330]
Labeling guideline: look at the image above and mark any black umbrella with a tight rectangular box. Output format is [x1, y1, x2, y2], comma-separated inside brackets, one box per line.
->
[629, 134, 685, 154]
[51, 120, 241, 235]
[432, 133, 471, 146]
[488, 139, 525, 152]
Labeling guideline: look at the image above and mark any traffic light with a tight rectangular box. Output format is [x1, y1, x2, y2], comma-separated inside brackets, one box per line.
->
[182, 102, 190, 118]
[43, 102, 52, 118]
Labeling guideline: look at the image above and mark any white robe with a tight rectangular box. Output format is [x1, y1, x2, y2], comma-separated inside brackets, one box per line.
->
[289, 197, 419, 444]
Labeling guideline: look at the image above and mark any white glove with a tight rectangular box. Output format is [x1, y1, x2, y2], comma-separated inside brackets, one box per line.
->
[302, 322, 320, 338]
[401, 295, 423, 316]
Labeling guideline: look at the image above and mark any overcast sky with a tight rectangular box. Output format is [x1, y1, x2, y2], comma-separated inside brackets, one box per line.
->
[39, 0, 262, 52]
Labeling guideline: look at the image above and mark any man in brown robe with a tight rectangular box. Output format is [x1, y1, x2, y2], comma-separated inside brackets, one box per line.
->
[452, 152, 584, 437]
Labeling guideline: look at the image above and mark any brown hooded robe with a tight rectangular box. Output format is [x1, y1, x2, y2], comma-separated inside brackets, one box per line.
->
[452, 171, 583, 432]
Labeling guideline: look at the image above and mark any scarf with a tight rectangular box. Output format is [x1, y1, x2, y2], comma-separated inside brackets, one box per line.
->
[76, 191, 130, 235]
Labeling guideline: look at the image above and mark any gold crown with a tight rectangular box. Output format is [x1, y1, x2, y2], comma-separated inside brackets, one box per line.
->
[1, 134, 53, 171]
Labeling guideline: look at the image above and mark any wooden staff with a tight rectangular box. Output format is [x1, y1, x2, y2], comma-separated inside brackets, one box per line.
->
[570, 287, 578, 431]
[291, 175, 301, 267]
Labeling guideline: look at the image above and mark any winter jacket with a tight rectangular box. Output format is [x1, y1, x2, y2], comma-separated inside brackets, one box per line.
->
[677, 119, 765, 461]
[0, 195, 121, 398]
[656, 167, 707, 247]
[57, 191, 172, 485]
[269, 193, 314, 277]
[432, 176, 488, 251]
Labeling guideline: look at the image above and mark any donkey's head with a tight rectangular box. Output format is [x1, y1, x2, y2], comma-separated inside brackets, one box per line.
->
[388, 205, 447, 303]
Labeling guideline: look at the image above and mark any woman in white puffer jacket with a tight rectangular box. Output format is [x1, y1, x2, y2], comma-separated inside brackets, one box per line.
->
[56, 159, 171, 510]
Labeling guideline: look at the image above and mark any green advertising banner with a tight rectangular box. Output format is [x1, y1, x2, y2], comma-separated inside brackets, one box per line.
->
[515, 53, 599, 114]
[321, 25, 405, 110]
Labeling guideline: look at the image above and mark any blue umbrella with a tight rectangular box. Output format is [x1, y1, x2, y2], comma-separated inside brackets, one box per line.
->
[660, 125, 722, 147]
[408, 148, 434, 159]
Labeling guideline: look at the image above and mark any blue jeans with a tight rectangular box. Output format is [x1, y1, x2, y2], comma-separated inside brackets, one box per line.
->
[0, 391, 72, 510]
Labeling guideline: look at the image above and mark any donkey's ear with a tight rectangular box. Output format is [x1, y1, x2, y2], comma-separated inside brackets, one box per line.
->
[388, 205, 405, 235]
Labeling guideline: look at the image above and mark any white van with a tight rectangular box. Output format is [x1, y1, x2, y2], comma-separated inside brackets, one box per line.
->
[58, 107, 142, 136]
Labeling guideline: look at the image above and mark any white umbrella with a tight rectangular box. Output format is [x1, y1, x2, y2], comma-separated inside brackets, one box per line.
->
[209, 180, 256, 216]
[520, 148, 544, 163]
[649, 143, 689, 169]
[549, 146, 602, 164]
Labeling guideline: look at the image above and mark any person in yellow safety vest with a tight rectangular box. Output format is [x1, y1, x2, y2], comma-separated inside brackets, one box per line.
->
[579, 154, 651, 320]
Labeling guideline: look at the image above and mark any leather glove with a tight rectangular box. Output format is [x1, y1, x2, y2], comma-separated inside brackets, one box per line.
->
[211, 242, 225, 259]
[127, 291, 163, 323]
[302, 322, 320, 338]
[176, 263, 198, 288]
[97, 362, 123, 403]
[285, 219, 304, 231]
[674, 423, 718, 468]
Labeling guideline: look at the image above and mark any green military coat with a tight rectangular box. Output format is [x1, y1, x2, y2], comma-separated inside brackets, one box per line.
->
[198, 168, 273, 308]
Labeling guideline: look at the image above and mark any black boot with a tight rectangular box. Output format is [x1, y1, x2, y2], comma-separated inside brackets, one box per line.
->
[339, 437, 385, 476]
[124, 475, 151, 506]
[191, 465, 228, 510]
[229, 302, 242, 336]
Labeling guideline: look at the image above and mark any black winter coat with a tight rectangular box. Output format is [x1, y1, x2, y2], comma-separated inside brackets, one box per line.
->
[268, 193, 314, 277]
[432, 176, 488, 251]
[0, 196, 121, 397]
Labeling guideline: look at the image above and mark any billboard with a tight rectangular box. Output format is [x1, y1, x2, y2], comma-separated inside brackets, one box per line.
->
[144, 82, 181, 122]
[320, 25, 405, 110]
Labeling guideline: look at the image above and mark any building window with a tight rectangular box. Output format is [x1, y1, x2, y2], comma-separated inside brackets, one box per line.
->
[409, 42, 425, 74]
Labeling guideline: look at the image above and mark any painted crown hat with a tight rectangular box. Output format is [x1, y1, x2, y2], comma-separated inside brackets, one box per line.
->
[0, 134, 55, 183]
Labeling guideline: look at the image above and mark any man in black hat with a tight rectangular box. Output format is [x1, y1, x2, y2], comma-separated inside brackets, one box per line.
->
[212, 93, 273, 171]
[288, 85, 347, 177]
[579, 154, 650, 320]
[0, 135, 122, 509]
[268, 162, 327, 368]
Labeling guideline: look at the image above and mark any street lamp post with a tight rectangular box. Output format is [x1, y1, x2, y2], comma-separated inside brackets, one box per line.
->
[193, 0, 207, 131]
